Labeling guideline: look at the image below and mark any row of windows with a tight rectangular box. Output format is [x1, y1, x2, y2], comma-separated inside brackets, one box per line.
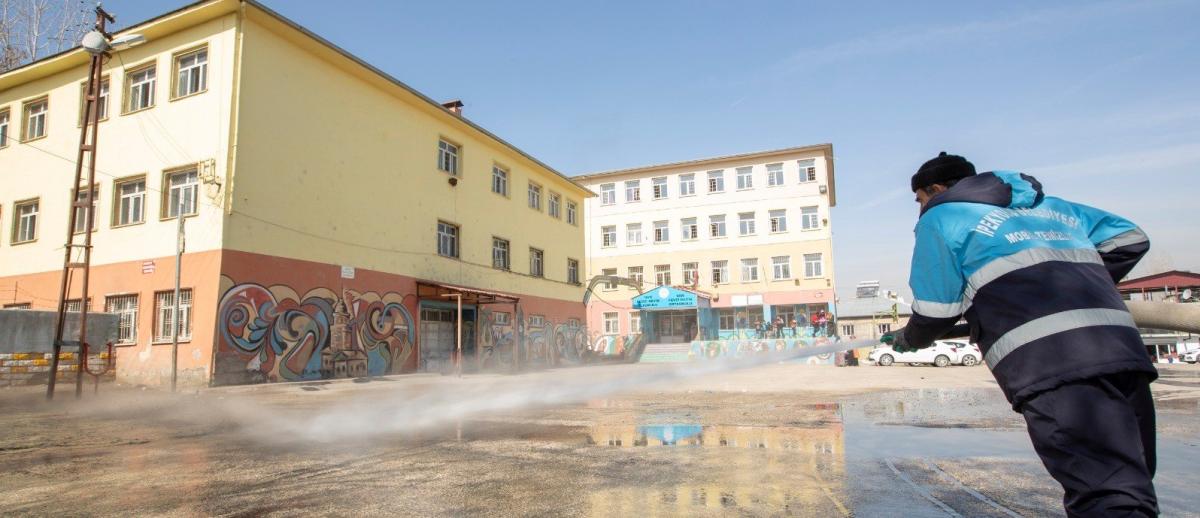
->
[0, 46, 208, 147]
[596, 160, 819, 205]
[599, 254, 824, 289]
[0, 168, 199, 246]
[602, 303, 834, 334]
[2, 290, 193, 344]
[599, 207, 821, 248]
[840, 323, 892, 337]
[436, 220, 581, 284]
[437, 139, 579, 226]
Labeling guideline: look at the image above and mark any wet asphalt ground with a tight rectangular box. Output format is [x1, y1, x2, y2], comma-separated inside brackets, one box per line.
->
[1, 363, 1198, 517]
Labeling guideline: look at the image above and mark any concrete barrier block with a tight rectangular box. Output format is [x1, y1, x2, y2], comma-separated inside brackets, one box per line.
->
[28, 366, 49, 373]
[10, 366, 27, 373]
[12, 352, 33, 361]
[0, 353, 12, 360]
[31, 358, 50, 366]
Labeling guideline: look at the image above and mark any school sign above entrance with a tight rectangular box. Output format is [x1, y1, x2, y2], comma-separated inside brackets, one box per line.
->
[632, 286, 709, 310]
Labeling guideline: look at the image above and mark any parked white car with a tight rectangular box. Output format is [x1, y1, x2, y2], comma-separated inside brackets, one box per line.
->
[1185, 349, 1199, 364]
[941, 340, 983, 366]
[868, 340, 970, 367]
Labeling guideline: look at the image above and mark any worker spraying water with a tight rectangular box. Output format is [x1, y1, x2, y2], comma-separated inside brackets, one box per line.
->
[881, 152, 1158, 517]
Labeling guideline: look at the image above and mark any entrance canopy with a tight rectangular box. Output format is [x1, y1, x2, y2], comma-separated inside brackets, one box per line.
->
[416, 281, 520, 306]
[632, 286, 711, 311]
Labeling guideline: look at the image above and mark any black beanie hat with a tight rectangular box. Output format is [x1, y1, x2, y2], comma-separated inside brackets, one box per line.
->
[911, 152, 976, 192]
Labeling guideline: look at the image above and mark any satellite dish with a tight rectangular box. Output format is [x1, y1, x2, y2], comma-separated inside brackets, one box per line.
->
[1184, 289, 1193, 300]
[81, 31, 108, 54]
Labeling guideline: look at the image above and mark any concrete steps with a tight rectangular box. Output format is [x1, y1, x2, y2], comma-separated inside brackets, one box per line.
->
[637, 342, 693, 363]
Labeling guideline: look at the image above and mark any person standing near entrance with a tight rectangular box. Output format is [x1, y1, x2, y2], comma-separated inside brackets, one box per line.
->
[882, 152, 1157, 516]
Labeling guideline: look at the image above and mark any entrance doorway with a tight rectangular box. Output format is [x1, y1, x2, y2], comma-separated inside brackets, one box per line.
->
[656, 310, 697, 343]
[419, 306, 476, 373]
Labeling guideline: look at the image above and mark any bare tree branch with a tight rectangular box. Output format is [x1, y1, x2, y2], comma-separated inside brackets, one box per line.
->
[0, 0, 88, 73]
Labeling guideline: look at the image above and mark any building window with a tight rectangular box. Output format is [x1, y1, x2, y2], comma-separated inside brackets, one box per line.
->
[600, 183, 616, 205]
[709, 215, 726, 238]
[113, 177, 146, 227]
[804, 253, 824, 278]
[492, 166, 508, 196]
[437, 221, 459, 258]
[766, 163, 784, 186]
[65, 298, 87, 312]
[438, 139, 459, 176]
[12, 198, 38, 244]
[627, 266, 643, 285]
[548, 192, 561, 218]
[772, 256, 791, 280]
[682, 262, 698, 285]
[567, 258, 580, 284]
[629, 312, 641, 333]
[79, 77, 110, 124]
[105, 294, 138, 344]
[801, 206, 820, 230]
[125, 65, 156, 113]
[741, 258, 759, 282]
[529, 315, 546, 327]
[3, 303, 31, 309]
[653, 220, 669, 243]
[738, 212, 756, 236]
[0, 108, 9, 147]
[798, 159, 817, 182]
[776, 306, 796, 326]
[493, 312, 511, 325]
[718, 308, 736, 330]
[601, 225, 616, 247]
[163, 169, 198, 218]
[625, 223, 643, 245]
[22, 97, 48, 140]
[566, 201, 578, 225]
[878, 323, 892, 334]
[681, 217, 698, 240]
[528, 182, 542, 210]
[72, 186, 98, 234]
[841, 324, 855, 336]
[711, 260, 728, 284]
[625, 180, 641, 202]
[529, 248, 544, 277]
[601, 268, 618, 290]
[173, 47, 208, 98]
[769, 209, 788, 233]
[603, 312, 619, 334]
[707, 170, 724, 193]
[679, 173, 695, 196]
[654, 264, 671, 286]
[736, 166, 753, 190]
[652, 177, 668, 199]
[492, 237, 510, 269]
[153, 289, 192, 342]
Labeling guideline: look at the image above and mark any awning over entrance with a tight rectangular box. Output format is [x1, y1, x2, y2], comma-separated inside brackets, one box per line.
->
[632, 286, 711, 311]
[416, 281, 520, 306]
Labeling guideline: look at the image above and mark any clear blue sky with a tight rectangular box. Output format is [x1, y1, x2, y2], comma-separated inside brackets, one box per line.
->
[113, 0, 1200, 299]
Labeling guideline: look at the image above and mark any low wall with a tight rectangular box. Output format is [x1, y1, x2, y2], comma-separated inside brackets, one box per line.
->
[0, 351, 114, 386]
[0, 310, 119, 386]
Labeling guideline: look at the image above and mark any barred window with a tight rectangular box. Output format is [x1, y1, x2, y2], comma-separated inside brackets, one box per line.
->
[154, 289, 192, 342]
[105, 294, 139, 344]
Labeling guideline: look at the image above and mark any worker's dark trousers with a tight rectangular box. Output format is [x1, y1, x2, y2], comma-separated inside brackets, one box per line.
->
[1020, 372, 1158, 517]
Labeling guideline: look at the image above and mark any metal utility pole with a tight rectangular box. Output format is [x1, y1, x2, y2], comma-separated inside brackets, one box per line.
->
[48, 6, 114, 400]
[170, 192, 186, 392]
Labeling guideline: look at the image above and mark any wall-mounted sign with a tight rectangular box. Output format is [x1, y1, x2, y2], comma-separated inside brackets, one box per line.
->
[633, 286, 699, 310]
[141, 261, 155, 274]
[340, 266, 355, 279]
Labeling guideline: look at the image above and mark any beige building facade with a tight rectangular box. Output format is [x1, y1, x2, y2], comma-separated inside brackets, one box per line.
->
[578, 145, 837, 342]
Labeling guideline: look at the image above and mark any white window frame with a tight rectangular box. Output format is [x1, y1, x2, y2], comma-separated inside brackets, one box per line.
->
[741, 258, 760, 282]
[709, 215, 726, 238]
[603, 312, 619, 334]
[878, 323, 892, 334]
[651, 176, 668, 200]
[600, 183, 616, 205]
[72, 185, 98, 234]
[679, 173, 696, 196]
[152, 289, 192, 343]
[125, 65, 156, 113]
[567, 258, 580, 284]
[772, 255, 791, 280]
[438, 139, 460, 176]
[841, 324, 855, 336]
[707, 170, 724, 193]
[114, 177, 146, 227]
[12, 198, 39, 244]
[801, 206, 820, 230]
[529, 247, 545, 277]
[548, 192, 562, 219]
[528, 182, 543, 211]
[736, 166, 753, 190]
[682, 262, 698, 285]
[601, 268, 618, 290]
[653, 220, 669, 243]
[491, 166, 508, 196]
[492, 237, 510, 270]
[627, 266, 644, 285]
[566, 201, 578, 225]
[173, 47, 208, 98]
[105, 294, 139, 344]
[654, 265, 671, 286]
[766, 163, 784, 187]
[79, 78, 110, 124]
[22, 97, 48, 140]
[601, 225, 617, 247]
[629, 312, 641, 333]
[711, 260, 728, 284]
[437, 221, 460, 258]
[798, 159, 817, 183]
[625, 223, 643, 246]
[0, 108, 9, 147]
[624, 180, 641, 202]
[739, 212, 756, 236]
[769, 209, 788, 233]
[163, 169, 198, 219]
[804, 253, 824, 278]
[681, 217, 698, 240]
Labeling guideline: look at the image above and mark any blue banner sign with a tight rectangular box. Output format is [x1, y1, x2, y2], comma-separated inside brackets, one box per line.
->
[633, 286, 699, 309]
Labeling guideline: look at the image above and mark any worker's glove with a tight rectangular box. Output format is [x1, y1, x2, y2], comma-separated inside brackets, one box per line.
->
[881, 328, 919, 353]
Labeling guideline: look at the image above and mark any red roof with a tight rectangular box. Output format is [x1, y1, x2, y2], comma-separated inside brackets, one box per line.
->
[1117, 270, 1200, 291]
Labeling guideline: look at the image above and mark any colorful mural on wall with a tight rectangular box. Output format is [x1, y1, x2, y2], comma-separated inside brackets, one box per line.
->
[688, 337, 837, 365]
[215, 277, 416, 383]
[590, 333, 647, 359]
[477, 306, 595, 367]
